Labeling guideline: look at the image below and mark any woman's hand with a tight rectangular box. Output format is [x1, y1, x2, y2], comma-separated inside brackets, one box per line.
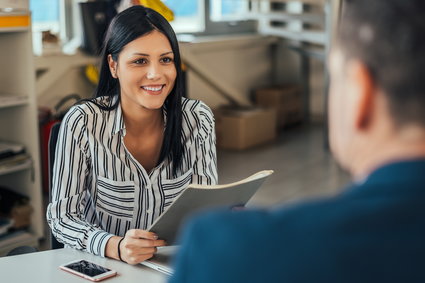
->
[106, 229, 166, 264]
[120, 229, 166, 264]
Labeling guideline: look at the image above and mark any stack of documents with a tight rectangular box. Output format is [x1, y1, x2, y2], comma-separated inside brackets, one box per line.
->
[0, 141, 25, 159]
[0, 141, 29, 173]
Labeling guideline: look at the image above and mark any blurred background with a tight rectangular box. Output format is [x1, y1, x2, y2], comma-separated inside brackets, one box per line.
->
[0, 0, 349, 256]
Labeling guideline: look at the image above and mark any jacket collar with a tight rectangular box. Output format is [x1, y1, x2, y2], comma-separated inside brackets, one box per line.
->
[344, 158, 425, 197]
[363, 158, 425, 186]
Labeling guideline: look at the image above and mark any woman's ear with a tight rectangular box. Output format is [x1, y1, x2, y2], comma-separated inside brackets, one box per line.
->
[107, 54, 118, 78]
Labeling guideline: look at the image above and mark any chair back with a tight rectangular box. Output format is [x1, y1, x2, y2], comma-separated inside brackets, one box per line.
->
[48, 122, 64, 249]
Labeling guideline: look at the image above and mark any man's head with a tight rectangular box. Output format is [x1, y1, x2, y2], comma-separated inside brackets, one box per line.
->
[329, 0, 425, 177]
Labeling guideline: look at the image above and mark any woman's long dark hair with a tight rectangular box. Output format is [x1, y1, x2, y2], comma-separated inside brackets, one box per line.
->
[92, 5, 184, 176]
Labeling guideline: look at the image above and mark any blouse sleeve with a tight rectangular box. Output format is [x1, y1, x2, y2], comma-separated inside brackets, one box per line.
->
[46, 107, 113, 256]
[191, 103, 218, 186]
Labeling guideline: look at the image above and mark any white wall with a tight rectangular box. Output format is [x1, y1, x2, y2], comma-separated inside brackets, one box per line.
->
[35, 52, 96, 109]
[37, 67, 95, 108]
[183, 35, 302, 109]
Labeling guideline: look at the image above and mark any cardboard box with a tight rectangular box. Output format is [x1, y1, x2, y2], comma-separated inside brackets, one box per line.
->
[11, 203, 33, 229]
[255, 85, 303, 128]
[214, 106, 277, 150]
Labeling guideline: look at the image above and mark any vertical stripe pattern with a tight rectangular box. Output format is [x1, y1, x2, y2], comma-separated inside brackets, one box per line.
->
[46, 96, 218, 257]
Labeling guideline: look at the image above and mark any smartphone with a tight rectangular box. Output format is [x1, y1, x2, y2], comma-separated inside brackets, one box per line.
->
[59, 259, 117, 282]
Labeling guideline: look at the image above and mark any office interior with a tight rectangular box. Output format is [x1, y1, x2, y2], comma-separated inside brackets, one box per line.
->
[0, 0, 350, 258]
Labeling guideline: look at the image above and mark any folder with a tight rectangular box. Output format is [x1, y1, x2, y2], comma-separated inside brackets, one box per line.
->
[148, 170, 274, 244]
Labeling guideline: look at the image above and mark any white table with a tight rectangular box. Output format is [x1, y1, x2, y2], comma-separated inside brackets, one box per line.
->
[0, 248, 168, 283]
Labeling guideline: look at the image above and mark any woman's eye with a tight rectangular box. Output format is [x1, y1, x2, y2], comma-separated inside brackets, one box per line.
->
[161, 57, 174, 63]
[134, 58, 147, 64]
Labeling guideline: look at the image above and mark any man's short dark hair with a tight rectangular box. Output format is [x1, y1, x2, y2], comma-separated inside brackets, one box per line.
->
[338, 0, 425, 127]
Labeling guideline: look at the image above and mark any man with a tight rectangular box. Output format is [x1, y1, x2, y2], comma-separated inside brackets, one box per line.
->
[169, 0, 425, 282]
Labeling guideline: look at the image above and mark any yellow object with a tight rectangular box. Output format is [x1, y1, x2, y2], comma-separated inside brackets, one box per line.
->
[0, 14, 30, 29]
[85, 64, 99, 85]
[139, 0, 174, 22]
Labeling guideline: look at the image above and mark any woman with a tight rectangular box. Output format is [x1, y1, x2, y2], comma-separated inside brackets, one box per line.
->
[46, 5, 217, 264]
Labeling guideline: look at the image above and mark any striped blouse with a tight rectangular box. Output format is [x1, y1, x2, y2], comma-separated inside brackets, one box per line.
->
[46, 96, 217, 257]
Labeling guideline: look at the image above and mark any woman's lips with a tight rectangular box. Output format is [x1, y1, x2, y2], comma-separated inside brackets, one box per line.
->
[141, 84, 165, 95]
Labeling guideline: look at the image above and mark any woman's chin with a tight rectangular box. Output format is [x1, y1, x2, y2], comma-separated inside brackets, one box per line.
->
[141, 101, 166, 111]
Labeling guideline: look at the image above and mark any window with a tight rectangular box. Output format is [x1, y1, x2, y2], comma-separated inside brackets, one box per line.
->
[30, 0, 60, 55]
[30, 0, 60, 33]
[210, 0, 250, 22]
[29, 0, 254, 55]
[163, 0, 205, 33]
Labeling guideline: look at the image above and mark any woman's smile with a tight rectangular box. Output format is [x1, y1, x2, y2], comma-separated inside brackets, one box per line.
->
[141, 84, 165, 95]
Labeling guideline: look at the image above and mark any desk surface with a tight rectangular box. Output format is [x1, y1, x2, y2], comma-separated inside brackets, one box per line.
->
[0, 248, 168, 283]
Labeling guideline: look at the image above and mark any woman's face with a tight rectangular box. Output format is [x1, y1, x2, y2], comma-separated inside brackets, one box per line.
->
[108, 30, 177, 111]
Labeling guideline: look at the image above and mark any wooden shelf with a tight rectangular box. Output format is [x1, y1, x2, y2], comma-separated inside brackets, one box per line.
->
[0, 95, 29, 109]
[0, 157, 32, 176]
[0, 26, 28, 33]
[0, 231, 38, 256]
[259, 26, 326, 45]
[0, 9, 30, 33]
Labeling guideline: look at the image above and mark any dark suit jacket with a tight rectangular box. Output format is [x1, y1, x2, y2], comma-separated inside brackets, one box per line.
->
[169, 159, 425, 283]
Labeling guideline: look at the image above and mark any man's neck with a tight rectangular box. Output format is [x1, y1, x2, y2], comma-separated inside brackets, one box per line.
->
[351, 125, 425, 182]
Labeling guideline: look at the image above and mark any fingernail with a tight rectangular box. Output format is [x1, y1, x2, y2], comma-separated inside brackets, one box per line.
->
[152, 234, 158, 240]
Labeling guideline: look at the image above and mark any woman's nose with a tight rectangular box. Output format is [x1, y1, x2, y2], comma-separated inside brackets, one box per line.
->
[147, 72, 158, 80]
[146, 64, 160, 80]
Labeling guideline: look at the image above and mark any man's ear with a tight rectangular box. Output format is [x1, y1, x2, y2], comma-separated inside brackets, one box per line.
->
[107, 54, 118, 78]
[348, 60, 375, 130]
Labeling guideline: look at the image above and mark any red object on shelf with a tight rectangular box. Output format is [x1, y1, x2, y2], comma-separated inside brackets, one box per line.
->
[39, 117, 61, 193]
[38, 94, 81, 193]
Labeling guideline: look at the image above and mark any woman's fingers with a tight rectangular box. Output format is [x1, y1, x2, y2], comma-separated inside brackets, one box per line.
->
[126, 229, 158, 240]
[120, 229, 166, 264]
[125, 229, 166, 247]
[125, 253, 155, 265]
[121, 241, 157, 264]
[137, 238, 166, 247]
[128, 246, 157, 256]
[123, 238, 166, 249]
[123, 246, 159, 265]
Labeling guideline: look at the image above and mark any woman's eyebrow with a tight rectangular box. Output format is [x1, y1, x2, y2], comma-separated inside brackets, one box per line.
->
[132, 51, 173, 56]
[160, 51, 173, 56]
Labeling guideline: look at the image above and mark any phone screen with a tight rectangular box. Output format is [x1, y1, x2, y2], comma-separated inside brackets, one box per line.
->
[63, 260, 111, 277]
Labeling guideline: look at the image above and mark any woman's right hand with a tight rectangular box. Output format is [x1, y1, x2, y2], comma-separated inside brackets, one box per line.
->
[119, 229, 166, 264]
[106, 229, 166, 264]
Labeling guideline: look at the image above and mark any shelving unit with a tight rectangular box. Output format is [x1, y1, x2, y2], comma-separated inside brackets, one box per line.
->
[0, 8, 44, 256]
[0, 95, 29, 109]
[249, 0, 328, 46]
[246, 0, 340, 142]
[0, 158, 32, 176]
